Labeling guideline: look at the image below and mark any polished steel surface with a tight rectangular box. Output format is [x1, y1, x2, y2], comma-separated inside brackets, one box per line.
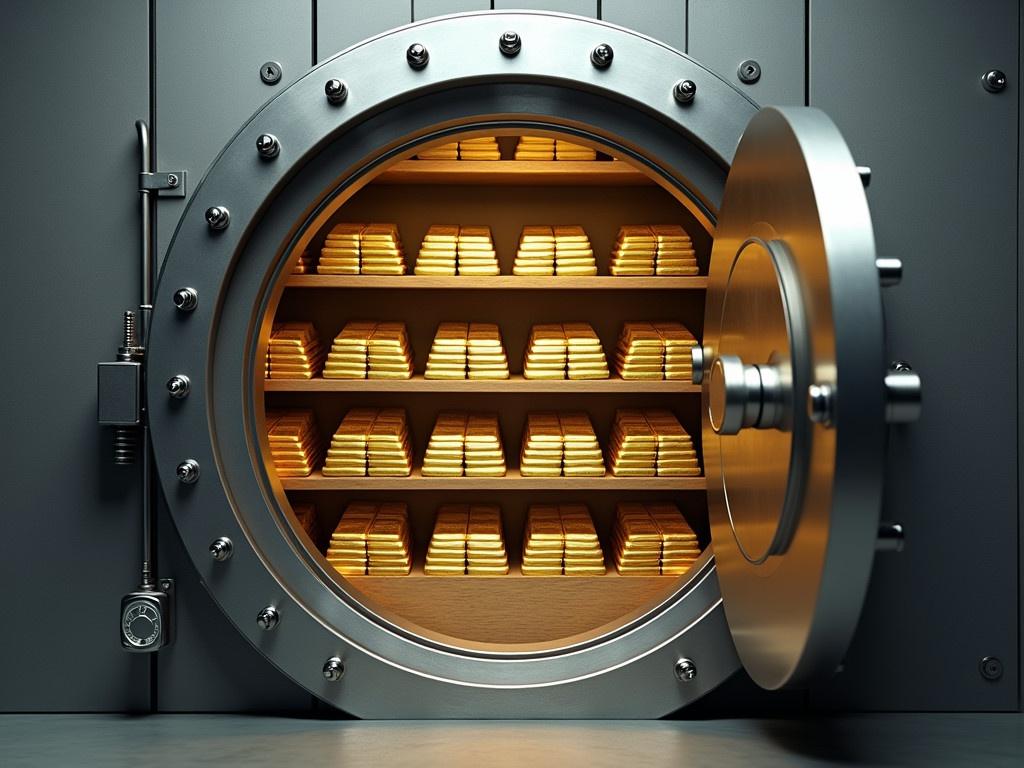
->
[703, 107, 887, 690]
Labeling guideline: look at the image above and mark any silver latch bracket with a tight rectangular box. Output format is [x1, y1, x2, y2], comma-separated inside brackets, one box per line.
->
[140, 170, 186, 197]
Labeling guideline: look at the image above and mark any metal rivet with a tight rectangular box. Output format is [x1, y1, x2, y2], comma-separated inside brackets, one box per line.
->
[857, 166, 871, 187]
[673, 79, 697, 104]
[323, 657, 345, 682]
[979, 656, 1003, 681]
[166, 374, 191, 399]
[590, 43, 613, 69]
[737, 59, 761, 84]
[256, 134, 280, 159]
[166, 173, 179, 188]
[260, 61, 282, 85]
[407, 43, 429, 70]
[256, 606, 280, 631]
[876, 257, 902, 287]
[176, 459, 200, 485]
[324, 78, 349, 104]
[675, 658, 697, 682]
[499, 30, 522, 57]
[981, 69, 1007, 93]
[807, 383, 834, 426]
[209, 537, 233, 562]
[876, 522, 905, 553]
[172, 287, 198, 312]
[205, 206, 230, 231]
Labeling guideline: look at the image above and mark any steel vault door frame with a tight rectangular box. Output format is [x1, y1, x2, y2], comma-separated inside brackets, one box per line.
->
[147, 11, 762, 717]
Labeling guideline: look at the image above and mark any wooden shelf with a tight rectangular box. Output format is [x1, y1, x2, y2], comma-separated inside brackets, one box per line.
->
[374, 159, 655, 186]
[286, 275, 707, 290]
[264, 375, 699, 394]
[282, 468, 705, 491]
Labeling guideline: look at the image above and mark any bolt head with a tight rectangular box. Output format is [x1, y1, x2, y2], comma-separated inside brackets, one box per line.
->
[166, 374, 191, 399]
[499, 31, 522, 57]
[209, 537, 233, 562]
[166, 173, 179, 188]
[407, 43, 429, 70]
[807, 383, 834, 426]
[205, 206, 230, 231]
[675, 658, 697, 682]
[982, 69, 1007, 93]
[260, 61, 282, 85]
[590, 43, 614, 69]
[176, 459, 200, 485]
[172, 287, 198, 312]
[256, 606, 279, 631]
[673, 79, 697, 104]
[979, 656, 1003, 681]
[256, 134, 280, 159]
[738, 59, 761, 84]
[324, 78, 349, 104]
[323, 657, 345, 682]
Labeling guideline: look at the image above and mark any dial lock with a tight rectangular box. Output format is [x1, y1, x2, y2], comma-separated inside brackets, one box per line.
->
[120, 584, 173, 652]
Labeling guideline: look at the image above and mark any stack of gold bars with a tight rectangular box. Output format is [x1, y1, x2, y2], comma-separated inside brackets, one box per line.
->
[521, 504, 605, 576]
[317, 223, 363, 274]
[465, 413, 506, 476]
[322, 408, 412, 477]
[609, 224, 697, 276]
[416, 142, 459, 160]
[266, 322, 324, 379]
[292, 503, 320, 546]
[554, 140, 597, 161]
[323, 322, 413, 379]
[519, 412, 605, 477]
[266, 410, 321, 478]
[553, 225, 597, 275]
[608, 409, 700, 477]
[513, 226, 556, 275]
[414, 225, 459, 276]
[650, 224, 698, 275]
[425, 322, 468, 379]
[522, 324, 608, 379]
[326, 502, 412, 576]
[292, 248, 315, 274]
[318, 223, 407, 275]
[456, 225, 500, 276]
[611, 502, 699, 575]
[615, 321, 697, 380]
[422, 412, 506, 477]
[425, 505, 509, 575]
[457, 136, 501, 160]
[514, 135, 555, 160]
[467, 322, 509, 378]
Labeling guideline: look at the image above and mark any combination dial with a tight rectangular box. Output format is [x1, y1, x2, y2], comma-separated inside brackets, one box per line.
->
[121, 599, 162, 649]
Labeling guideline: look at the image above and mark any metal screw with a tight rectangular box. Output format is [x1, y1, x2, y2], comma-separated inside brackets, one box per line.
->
[176, 459, 200, 485]
[675, 658, 697, 682]
[499, 31, 522, 57]
[260, 61, 283, 85]
[205, 206, 230, 231]
[325, 78, 349, 104]
[738, 59, 761, 84]
[160, 579, 173, 592]
[166, 173, 180, 188]
[256, 134, 280, 159]
[979, 656, 1003, 681]
[407, 43, 429, 70]
[209, 537, 233, 562]
[256, 606, 280, 631]
[172, 287, 198, 312]
[808, 383, 835, 426]
[166, 374, 191, 399]
[981, 69, 1007, 93]
[590, 43, 614, 69]
[673, 79, 697, 104]
[323, 657, 345, 681]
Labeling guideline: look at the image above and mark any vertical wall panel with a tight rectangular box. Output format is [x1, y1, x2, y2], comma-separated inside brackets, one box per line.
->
[0, 0, 150, 711]
[688, 0, 805, 105]
[317, 0, 411, 61]
[808, 0, 1019, 711]
[414, 0, 489, 21]
[493, 1, 597, 18]
[602, 0, 685, 52]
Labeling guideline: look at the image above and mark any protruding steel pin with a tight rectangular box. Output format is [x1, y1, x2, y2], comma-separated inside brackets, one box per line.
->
[256, 134, 280, 159]
[407, 43, 429, 70]
[675, 658, 697, 682]
[323, 657, 345, 681]
[590, 43, 614, 69]
[209, 537, 233, 562]
[673, 79, 697, 104]
[256, 606, 280, 631]
[325, 78, 349, 104]
[205, 206, 230, 231]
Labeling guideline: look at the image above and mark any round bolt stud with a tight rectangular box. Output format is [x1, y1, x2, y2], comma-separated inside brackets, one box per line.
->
[176, 459, 200, 485]
[260, 61, 283, 85]
[673, 79, 697, 104]
[209, 537, 233, 562]
[979, 656, 1003, 681]
[205, 206, 230, 231]
[499, 30, 522, 57]
[324, 78, 349, 105]
[738, 59, 761, 84]
[256, 606, 280, 631]
[675, 658, 697, 682]
[166, 374, 191, 399]
[323, 657, 345, 682]
[808, 383, 835, 426]
[590, 43, 614, 69]
[981, 69, 1007, 93]
[256, 133, 280, 159]
[166, 173, 179, 188]
[172, 287, 198, 312]
[407, 43, 429, 70]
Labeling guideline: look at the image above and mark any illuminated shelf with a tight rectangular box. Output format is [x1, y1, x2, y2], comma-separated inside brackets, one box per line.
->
[281, 468, 705, 491]
[285, 275, 707, 290]
[374, 159, 655, 186]
[264, 375, 699, 394]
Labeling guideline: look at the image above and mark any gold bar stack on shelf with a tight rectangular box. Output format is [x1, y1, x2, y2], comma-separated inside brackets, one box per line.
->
[519, 412, 605, 477]
[458, 136, 501, 161]
[467, 322, 509, 379]
[323, 322, 413, 380]
[612, 502, 699, 576]
[292, 248, 315, 274]
[266, 410, 322, 478]
[414, 225, 459, 276]
[521, 504, 606, 576]
[323, 321, 376, 379]
[326, 502, 412, 576]
[555, 139, 597, 161]
[559, 412, 606, 477]
[317, 223, 363, 275]
[522, 324, 567, 379]
[560, 505, 605, 575]
[416, 142, 459, 160]
[609, 225, 658, 276]
[554, 225, 597, 276]
[322, 408, 411, 477]
[514, 135, 555, 160]
[654, 322, 697, 380]
[266, 322, 324, 379]
[615, 322, 664, 380]
[456, 225, 500, 276]
[608, 409, 700, 477]
[651, 224, 698, 275]
[513, 225, 556, 276]
[424, 322, 468, 379]
[467, 505, 509, 575]
[422, 412, 467, 477]
[425, 505, 469, 575]
[563, 323, 609, 379]
[291, 503, 320, 546]
[360, 223, 406, 275]
[465, 413, 507, 477]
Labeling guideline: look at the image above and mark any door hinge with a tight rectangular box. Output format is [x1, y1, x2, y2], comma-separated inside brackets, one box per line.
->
[139, 170, 187, 197]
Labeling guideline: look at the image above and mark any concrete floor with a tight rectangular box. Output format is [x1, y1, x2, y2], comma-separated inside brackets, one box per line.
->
[0, 713, 1022, 767]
